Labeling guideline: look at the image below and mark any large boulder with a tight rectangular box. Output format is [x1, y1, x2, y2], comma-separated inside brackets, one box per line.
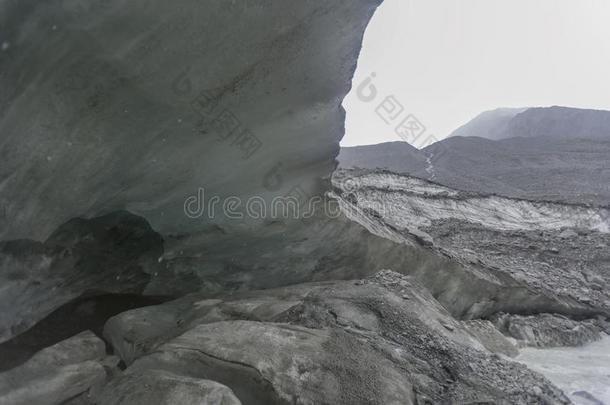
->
[129, 321, 414, 405]
[104, 271, 570, 404]
[97, 369, 241, 405]
[0, 331, 106, 405]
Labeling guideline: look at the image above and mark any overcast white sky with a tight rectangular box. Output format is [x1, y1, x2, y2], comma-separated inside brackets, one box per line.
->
[342, 0, 610, 146]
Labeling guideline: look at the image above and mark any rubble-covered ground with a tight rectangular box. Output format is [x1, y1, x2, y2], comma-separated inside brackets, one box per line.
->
[426, 218, 610, 312]
[333, 169, 610, 316]
[332, 168, 610, 404]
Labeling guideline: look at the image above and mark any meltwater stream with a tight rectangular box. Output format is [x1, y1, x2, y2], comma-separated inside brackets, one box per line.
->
[516, 335, 610, 405]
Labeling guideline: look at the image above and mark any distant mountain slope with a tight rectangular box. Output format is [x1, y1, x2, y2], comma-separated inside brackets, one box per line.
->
[450, 106, 610, 141]
[338, 106, 610, 206]
[337, 141, 427, 173]
[449, 108, 527, 141]
[506, 106, 610, 140]
[423, 136, 610, 206]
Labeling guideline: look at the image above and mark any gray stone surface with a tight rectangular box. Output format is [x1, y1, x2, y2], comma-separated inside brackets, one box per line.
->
[97, 369, 241, 405]
[1, 1, 606, 403]
[104, 271, 569, 405]
[0, 331, 106, 405]
[463, 320, 519, 357]
[333, 169, 610, 319]
[494, 313, 603, 348]
[131, 321, 415, 405]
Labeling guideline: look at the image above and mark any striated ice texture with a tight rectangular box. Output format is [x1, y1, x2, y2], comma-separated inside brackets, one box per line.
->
[0, 0, 382, 241]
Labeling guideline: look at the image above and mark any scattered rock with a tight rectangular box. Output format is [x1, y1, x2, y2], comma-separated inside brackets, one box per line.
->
[558, 229, 578, 239]
[584, 273, 605, 285]
[441, 322, 455, 331]
[579, 296, 593, 304]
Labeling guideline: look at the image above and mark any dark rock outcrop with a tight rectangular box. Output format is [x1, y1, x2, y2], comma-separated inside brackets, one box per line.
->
[0, 211, 163, 343]
[0, 293, 167, 372]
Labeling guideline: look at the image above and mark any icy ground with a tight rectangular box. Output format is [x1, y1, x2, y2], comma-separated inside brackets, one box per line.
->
[517, 335, 610, 405]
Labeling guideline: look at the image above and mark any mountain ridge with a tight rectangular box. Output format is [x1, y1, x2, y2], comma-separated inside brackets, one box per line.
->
[448, 105, 610, 141]
[338, 106, 610, 206]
